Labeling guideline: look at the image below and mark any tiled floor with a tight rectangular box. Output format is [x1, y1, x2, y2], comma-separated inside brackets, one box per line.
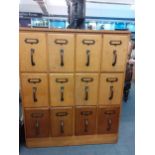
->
[20, 83, 135, 155]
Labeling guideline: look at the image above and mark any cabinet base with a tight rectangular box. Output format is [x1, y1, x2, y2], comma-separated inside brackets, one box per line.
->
[26, 134, 118, 148]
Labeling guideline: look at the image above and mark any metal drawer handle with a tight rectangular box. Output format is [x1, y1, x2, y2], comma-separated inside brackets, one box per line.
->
[55, 39, 68, 45]
[82, 39, 95, 45]
[25, 38, 39, 45]
[106, 77, 118, 83]
[60, 86, 64, 102]
[28, 78, 41, 84]
[60, 120, 64, 134]
[107, 119, 112, 131]
[81, 77, 93, 83]
[30, 48, 35, 66]
[84, 119, 89, 132]
[84, 86, 89, 101]
[60, 49, 64, 66]
[32, 87, 37, 102]
[56, 112, 68, 117]
[104, 110, 115, 115]
[112, 50, 117, 66]
[109, 40, 122, 46]
[31, 113, 44, 118]
[81, 111, 92, 116]
[86, 49, 90, 66]
[109, 86, 114, 100]
[56, 78, 68, 83]
[35, 120, 40, 135]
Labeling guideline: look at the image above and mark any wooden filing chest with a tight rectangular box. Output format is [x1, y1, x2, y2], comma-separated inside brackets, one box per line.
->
[19, 28, 130, 147]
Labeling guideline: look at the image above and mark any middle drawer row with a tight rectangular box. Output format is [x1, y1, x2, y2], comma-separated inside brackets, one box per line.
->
[21, 73, 124, 107]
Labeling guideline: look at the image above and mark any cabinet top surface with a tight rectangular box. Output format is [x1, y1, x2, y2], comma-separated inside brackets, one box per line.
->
[19, 27, 130, 34]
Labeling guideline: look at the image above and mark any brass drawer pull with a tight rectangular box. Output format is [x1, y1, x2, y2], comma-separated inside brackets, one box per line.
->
[81, 77, 94, 83]
[60, 86, 64, 102]
[84, 119, 89, 132]
[86, 49, 90, 66]
[109, 40, 122, 46]
[109, 86, 114, 100]
[107, 119, 112, 131]
[112, 50, 117, 66]
[35, 120, 40, 135]
[31, 113, 44, 118]
[60, 120, 64, 133]
[28, 78, 41, 84]
[60, 49, 64, 66]
[56, 78, 68, 83]
[30, 48, 35, 66]
[106, 77, 118, 83]
[82, 39, 95, 45]
[56, 112, 68, 117]
[32, 87, 37, 102]
[84, 86, 89, 101]
[104, 110, 115, 115]
[55, 39, 68, 45]
[81, 111, 92, 116]
[25, 38, 39, 45]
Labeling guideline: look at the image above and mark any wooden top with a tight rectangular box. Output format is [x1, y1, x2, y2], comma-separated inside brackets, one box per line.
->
[20, 27, 130, 34]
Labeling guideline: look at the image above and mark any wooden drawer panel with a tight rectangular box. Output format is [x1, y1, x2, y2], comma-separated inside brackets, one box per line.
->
[75, 73, 99, 106]
[98, 107, 120, 134]
[21, 73, 49, 107]
[101, 35, 129, 72]
[25, 108, 50, 138]
[20, 32, 47, 72]
[76, 34, 101, 72]
[75, 107, 96, 135]
[99, 73, 124, 105]
[50, 74, 74, 106]
[48, 33, 75, 72]
[50, 107, 73, 137]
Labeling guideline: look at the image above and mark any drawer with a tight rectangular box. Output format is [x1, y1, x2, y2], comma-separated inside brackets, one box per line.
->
[75, 107, 96, 135]
[75, 73, 99, 105]
[76, 34, 101, 72]
[21, 73, 49, 107]
[98, 107, 120, 134]
[50, 107, 73, 137]
[50, 74, 74, 106]
[48, 33, 74, 72]
[19, 32, 47, 72]
[25, 108, 50, 138]
[99, 73, 124, 105]
[101, 35, 129, 72]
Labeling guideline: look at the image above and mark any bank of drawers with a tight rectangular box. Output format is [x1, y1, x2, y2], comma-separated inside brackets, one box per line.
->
[20, 31, 128, 139]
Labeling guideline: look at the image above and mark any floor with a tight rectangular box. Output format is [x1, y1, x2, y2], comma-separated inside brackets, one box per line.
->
[20, 83, 135, 155]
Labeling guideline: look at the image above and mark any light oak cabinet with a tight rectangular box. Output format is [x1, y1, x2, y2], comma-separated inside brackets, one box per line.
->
[20, 28, 129, 147]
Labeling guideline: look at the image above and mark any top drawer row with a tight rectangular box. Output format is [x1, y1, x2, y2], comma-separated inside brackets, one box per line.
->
[20, 32, 129, 72]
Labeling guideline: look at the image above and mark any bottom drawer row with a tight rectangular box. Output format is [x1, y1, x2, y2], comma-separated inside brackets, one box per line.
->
[25, 107, 120, 138]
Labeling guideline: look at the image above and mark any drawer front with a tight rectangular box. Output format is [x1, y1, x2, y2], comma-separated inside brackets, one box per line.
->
[20, 32, 47, 72]
[75, 107, 96, 135]
[51, 107, 73, 137]
[21, 73, 49, 107]
[75, 74, 99, 105]
[98, 107, 120, 134]
[99, 73, 124, 105]
[101, 35, 129, 72]
[48, 33, 74, 72]
[50, 74, 74, 106]
[25, 109, 50, 138]
[76, 34, 101, 72]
